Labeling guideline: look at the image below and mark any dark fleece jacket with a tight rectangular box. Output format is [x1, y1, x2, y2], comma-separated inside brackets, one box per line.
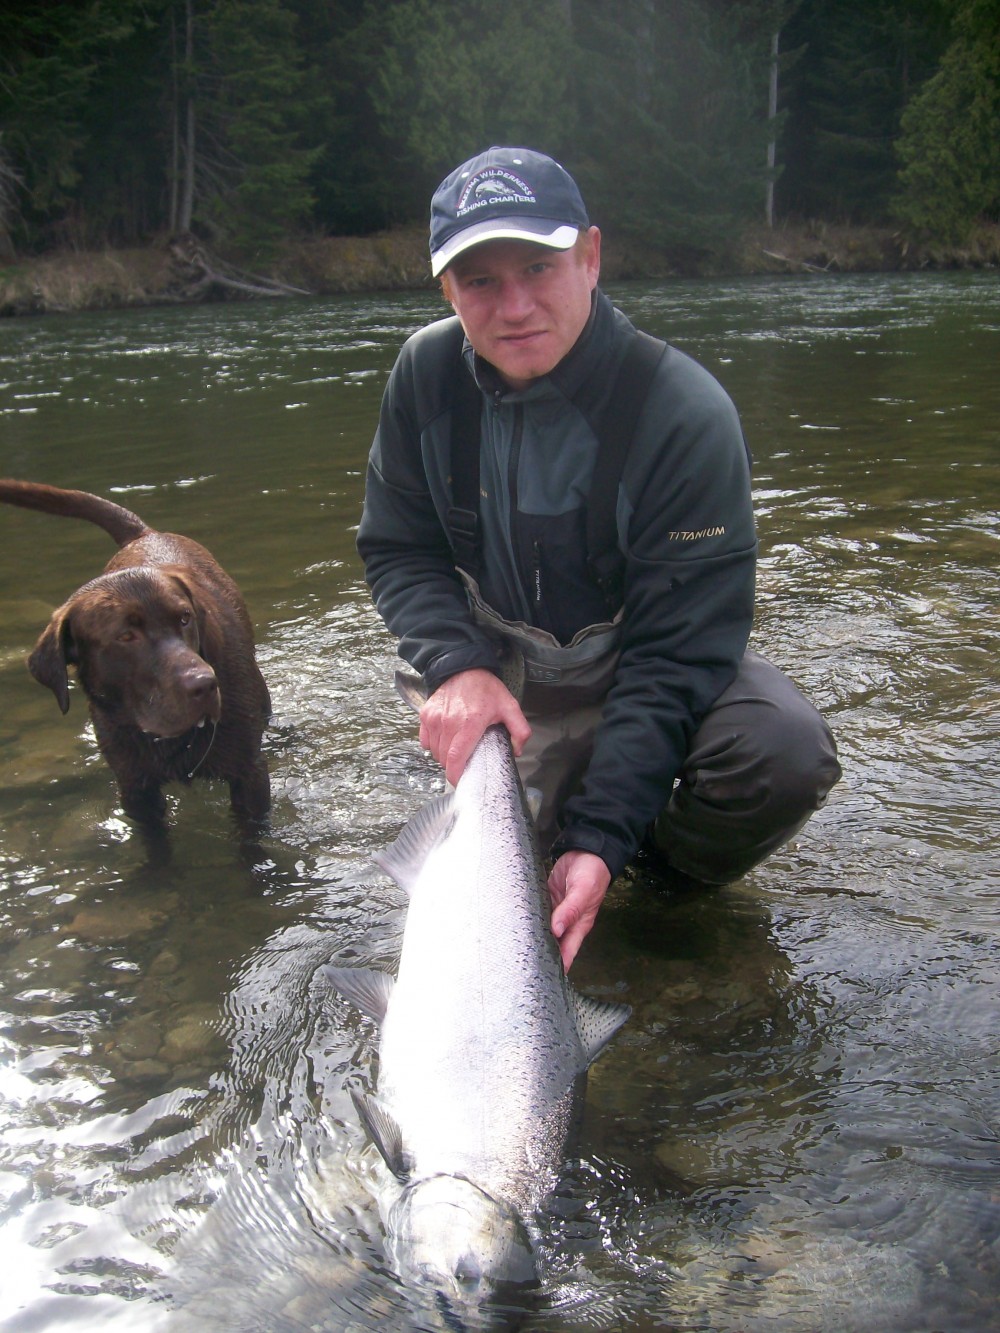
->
[357, 290, 756, 876]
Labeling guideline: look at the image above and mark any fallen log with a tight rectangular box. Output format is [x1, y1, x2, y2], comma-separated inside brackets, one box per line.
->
[167, 234, 311, 300]
[761, 247, 836, 273]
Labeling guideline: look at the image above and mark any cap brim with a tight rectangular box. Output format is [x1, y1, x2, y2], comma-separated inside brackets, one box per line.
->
[431, 219, 581, 277]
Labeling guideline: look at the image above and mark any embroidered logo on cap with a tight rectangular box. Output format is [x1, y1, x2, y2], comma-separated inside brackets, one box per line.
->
[457, 169, 536, 219]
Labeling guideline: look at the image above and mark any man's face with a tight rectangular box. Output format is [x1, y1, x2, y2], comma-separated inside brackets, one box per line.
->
[444, 229, 601, 391]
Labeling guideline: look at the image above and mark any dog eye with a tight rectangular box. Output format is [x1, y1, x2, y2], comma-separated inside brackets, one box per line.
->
[118, 629, 137, 643]
[179, 612, 192, 627]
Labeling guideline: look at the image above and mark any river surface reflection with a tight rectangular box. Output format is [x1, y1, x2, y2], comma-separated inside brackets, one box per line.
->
[0, 273, 997, 1331]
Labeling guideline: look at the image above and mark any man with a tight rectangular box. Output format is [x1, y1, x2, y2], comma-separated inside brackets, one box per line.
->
[357, 146, 841, 970]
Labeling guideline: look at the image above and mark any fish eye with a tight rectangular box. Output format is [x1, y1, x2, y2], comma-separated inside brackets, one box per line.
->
[454, 1254, 482, 1288]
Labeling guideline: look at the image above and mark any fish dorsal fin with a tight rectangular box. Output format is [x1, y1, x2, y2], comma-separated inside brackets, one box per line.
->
[571, 990, 631, 1066]
[319, 964, 394, 1025]
[351, 1089, 411, 1180]
[373, 794, 456, 894]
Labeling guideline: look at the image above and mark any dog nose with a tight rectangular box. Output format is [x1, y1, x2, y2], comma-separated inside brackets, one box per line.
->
[183, 667, 219, 702]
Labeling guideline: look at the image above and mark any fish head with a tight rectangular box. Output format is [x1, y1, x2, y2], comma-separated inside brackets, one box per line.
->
[388, 1174, 537, 1304]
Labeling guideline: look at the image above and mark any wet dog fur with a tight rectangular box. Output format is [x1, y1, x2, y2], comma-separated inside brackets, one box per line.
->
[0, 479, 271, 830]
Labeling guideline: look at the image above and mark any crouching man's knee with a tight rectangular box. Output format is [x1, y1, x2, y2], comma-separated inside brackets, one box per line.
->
[653, 654, 842, 883]
[757, 697, 842, 825]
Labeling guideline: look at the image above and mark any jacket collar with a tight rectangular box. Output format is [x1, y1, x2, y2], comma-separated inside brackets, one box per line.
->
[464, 289, 622, 401]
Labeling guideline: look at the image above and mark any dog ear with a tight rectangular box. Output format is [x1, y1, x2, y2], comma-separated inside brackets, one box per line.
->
[163, 570, 214, 658]
[27, 604, 75, 714]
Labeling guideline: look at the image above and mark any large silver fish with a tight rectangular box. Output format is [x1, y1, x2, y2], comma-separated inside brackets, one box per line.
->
[321, 682, 629, 1311]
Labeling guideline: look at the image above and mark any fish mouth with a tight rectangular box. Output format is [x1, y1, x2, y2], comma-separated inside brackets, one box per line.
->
[391, 1175, 538, 1302]
[434, 1285, 537, 1331]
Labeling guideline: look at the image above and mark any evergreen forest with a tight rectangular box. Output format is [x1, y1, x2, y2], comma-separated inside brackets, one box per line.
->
[1, 0, 998, 266]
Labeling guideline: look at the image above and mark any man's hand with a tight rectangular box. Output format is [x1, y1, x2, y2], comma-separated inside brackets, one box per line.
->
[548, 850, 612, 971]
[419, 668, 531, 787]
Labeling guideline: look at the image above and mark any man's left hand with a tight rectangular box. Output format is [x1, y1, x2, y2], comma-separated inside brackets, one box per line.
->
[548, 850, 612, 971]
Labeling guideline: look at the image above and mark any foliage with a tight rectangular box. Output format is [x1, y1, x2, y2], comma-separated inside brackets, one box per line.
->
[572, 0, 774, 257]
[892, 0, 1000, 238]
[0, 0, 996, 257]
[198, 0, 322, 258]
[367, 0, 576, 184]
[293, 0, 404, 234]
[0, 1, 139, 244]
[778, 0, 952, 221]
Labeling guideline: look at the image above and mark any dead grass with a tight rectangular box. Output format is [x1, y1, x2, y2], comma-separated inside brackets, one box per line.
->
[736, 219, 1000, 275]
[2, 221, 996, 317]
[277, 227, 435, 293]
[0, 247, 174, 316]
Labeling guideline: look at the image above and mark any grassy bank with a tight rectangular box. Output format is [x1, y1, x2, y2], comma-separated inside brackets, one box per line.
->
[2, 221, 998, 318]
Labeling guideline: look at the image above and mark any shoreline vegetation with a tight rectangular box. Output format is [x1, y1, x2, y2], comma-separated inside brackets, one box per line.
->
[2, 221, 998, 318]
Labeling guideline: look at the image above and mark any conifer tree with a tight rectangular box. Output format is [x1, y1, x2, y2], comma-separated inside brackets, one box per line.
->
[199, 0, 321, 257]
[0, 2, 137, 248]
[367, 0, 576, 183]
[572, 0, 770, 262]
[778, 0, 951, 220]
[893, 0, 1000, 238]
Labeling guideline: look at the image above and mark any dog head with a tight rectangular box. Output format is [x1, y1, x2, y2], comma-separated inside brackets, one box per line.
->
[28, 566, 222, 736]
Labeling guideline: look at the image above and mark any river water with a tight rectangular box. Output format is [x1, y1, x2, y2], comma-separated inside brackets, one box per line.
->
[0, 273, 997, 1332]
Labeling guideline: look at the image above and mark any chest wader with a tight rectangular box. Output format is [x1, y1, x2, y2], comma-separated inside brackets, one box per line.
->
[447, 331, 666, 850]
[446, 332, 843, 879]
[460, 570, 619, 846]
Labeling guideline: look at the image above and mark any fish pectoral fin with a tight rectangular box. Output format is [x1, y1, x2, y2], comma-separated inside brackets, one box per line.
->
[571, 990, 631, 1066]
[393, 668, 426, 712]
[373, 793, 456, 894]
[524, 786, 544, 824]
[319, 964, 394, 1025]
[393, 644, 524, 710]
[351, 1089, 411, 1180]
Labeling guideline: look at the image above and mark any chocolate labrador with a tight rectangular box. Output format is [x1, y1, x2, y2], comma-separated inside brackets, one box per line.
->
[0, 479, 271, 830]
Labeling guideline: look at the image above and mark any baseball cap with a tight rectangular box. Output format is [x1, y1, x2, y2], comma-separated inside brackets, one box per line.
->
[429, 147, 589, 277]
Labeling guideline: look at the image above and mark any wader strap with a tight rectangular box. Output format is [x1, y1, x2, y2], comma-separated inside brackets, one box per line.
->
[585, 329, 667, 604]
[448, 355, 484, 578]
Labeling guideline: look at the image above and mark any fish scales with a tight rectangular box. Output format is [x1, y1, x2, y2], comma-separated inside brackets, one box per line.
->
[321, 708, 630, 1307]
[382, 726, 580, 1205]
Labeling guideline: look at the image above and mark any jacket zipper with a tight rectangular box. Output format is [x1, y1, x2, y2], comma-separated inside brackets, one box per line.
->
[506, 401, 538, 620]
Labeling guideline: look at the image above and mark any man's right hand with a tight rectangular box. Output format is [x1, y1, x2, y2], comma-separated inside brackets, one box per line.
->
[419, 668, 531, 787]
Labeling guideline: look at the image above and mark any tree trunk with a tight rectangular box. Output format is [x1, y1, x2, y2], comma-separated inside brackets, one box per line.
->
[0, 144, 22, 258]
[178, 0, 196, 234]
[765, 28, 779, 229]
[168, 5, 180, 231]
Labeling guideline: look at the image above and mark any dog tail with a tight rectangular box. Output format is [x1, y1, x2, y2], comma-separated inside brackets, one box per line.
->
[0, 479, 149, 548]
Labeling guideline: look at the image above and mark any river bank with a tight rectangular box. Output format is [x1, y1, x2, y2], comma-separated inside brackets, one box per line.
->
[2, 220, 997, 317]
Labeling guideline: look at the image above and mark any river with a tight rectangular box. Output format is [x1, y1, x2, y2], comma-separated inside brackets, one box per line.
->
[0, 273, 997, 1331]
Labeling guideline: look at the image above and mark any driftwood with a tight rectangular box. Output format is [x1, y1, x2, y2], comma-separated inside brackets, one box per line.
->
[762, 247, 836, 273]
[167, 233, 310, 300]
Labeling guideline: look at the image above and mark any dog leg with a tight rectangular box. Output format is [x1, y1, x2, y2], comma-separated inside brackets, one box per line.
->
[119, 781, 169, 826]
[229, 758, 271, 833]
